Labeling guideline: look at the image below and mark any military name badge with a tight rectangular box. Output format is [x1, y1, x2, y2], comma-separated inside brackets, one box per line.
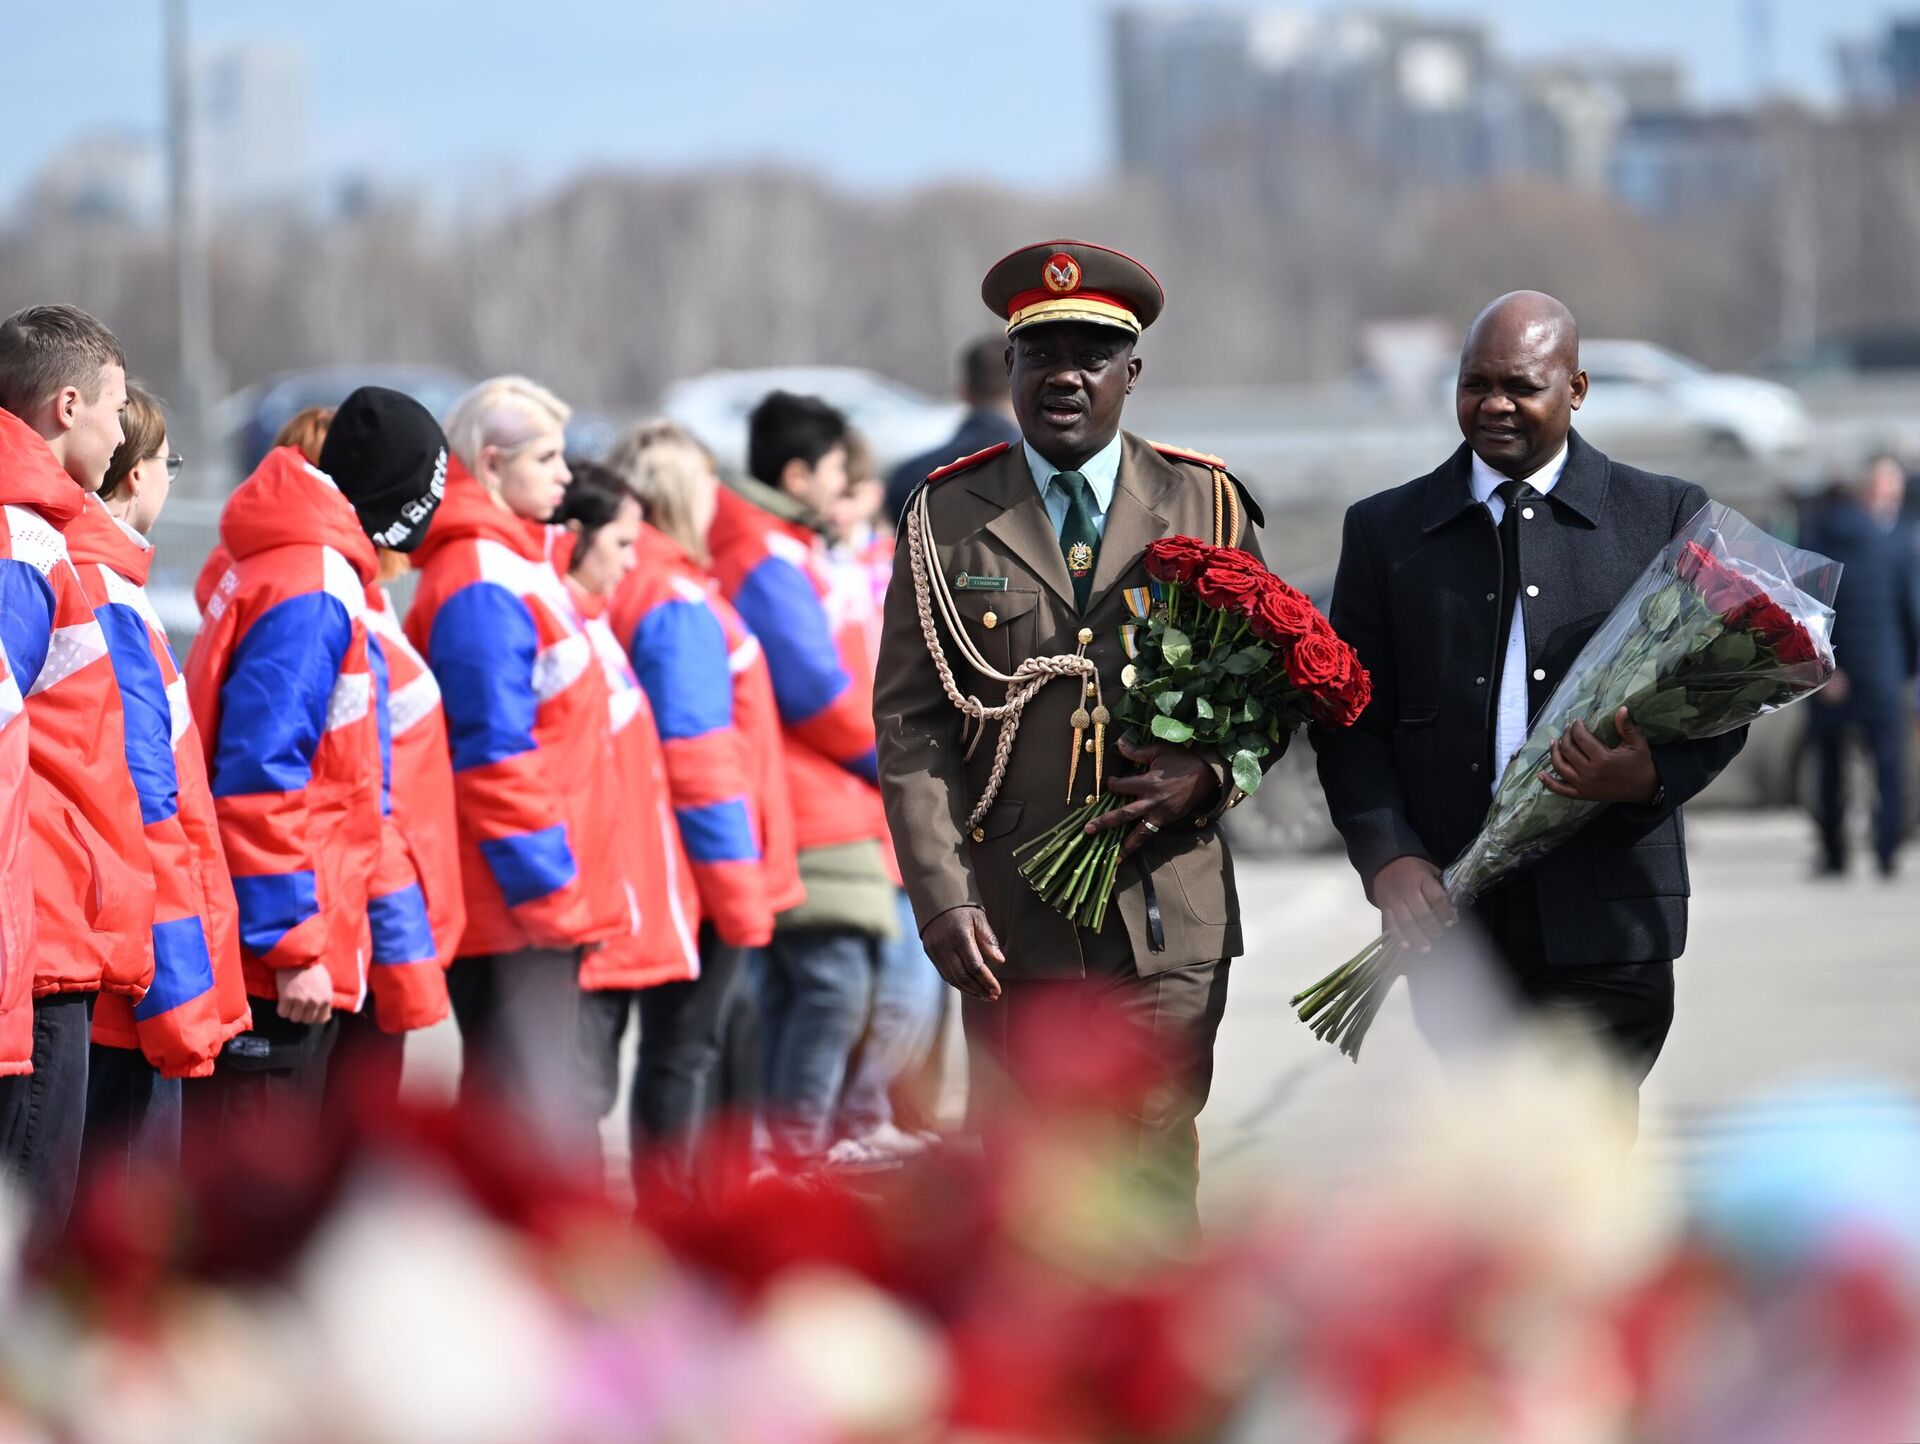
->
[1067, 541, 1095, 577]
[955, 573, 1009, 592]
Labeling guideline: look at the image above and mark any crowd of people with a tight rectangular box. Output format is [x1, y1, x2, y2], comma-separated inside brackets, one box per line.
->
[0, 302, 1003, 1245]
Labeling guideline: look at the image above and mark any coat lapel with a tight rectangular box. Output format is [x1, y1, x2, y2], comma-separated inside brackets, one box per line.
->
[969, 448, 1078, 610]
[1087, 434, 1176, 610]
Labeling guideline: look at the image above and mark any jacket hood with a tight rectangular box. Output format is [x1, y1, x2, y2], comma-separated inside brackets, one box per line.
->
[408, 458, 550, 569]
[219, 446, 378, 582]
[0, 408, 85, 529]
[64, 494, 153, 586]
[635, 519, 702, 577]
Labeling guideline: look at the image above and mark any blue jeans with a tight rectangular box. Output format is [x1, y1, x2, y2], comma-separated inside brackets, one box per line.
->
[758, 929, 876, 1163]
[839, 891, 945, 1138]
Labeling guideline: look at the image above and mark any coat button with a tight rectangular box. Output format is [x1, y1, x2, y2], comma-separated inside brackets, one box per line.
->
[1532, 668, 1546, 682]
[1521, 506, 1535, 520]
[983, 611, 998, 629]
[1470, 762, 1481, 772]
[1486, 592, 1496, 602]
[1526, 584, 1540, 598]
[1077, 627, 1094, 645]
[970, 827, 985, 843]
[1475, 676, 1486, 686]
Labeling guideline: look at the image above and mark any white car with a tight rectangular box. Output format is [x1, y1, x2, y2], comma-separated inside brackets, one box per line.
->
[660, 367, 964, 476]
[1574, 340, 1811, 459]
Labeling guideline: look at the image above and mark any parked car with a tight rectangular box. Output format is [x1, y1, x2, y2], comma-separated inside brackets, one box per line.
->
[1574, 340, 1811, 460]
[660, 367, 963, 476]
[219, 365, 475, 478]
[1759, 327, 1920, 379]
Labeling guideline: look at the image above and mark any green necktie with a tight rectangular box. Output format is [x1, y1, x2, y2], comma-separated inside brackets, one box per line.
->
[1052, 469, 1100, 612]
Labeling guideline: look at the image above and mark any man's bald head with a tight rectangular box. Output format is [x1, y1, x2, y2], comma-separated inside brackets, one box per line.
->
[1456, 290, 1587, 480]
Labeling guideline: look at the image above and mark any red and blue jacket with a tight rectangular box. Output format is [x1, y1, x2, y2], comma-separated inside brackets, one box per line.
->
[185, 447, 434, 1011]
[609, 523, 773, 950]
[576, 595, 700, 991]
[0, 410, 155, 1002]
[707, 480, 889, 856]
[363, 585, 461, 1032]
[69, 497, 251, 1077]
[404, 462, 628, 957]
[0, 643, 30, 1075]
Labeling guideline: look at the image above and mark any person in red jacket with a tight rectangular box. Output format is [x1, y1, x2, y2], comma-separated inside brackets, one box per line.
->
[407, 377, 627, 1140]
[0, 305, 157, 1238]
[706, 392, 898, 1166]
[185, 388, 447, 1135]
[0, 643, 29, 1086]
[75, 385, 249, 1175]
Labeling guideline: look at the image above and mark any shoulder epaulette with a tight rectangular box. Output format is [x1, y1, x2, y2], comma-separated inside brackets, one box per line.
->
[925, 441, 1013, 484]
[1146, 439, 1265, 529]
[1147, 439, 1228, 470]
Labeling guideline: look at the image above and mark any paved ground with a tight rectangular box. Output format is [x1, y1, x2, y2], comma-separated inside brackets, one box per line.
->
[1202, 808, 1920, 1202]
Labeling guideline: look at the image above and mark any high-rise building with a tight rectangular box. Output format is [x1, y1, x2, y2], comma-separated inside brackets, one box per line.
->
[19, 131, 166, 226]
[194, 39, 310, 209]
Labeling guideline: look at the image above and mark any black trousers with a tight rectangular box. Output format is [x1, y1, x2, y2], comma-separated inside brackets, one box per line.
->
[85, 1043, 183, 1181]
[575, 932, 746, 1201]
[447, 948, 583, 1142]
[1811, 693, 1907, 869]
[186, 998, 339, 1155]
[1409, 875, 1675, 1088]
[961, 933, 1231, 1239]
[0, 992, 95, 1248]
[323, 1007, 408, 1118]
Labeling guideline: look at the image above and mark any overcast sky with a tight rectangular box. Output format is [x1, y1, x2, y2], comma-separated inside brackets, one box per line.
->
[7, 0, 1912, 203]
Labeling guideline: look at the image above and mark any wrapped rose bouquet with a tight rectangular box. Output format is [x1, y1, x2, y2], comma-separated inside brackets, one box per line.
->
[1294, 503, 1843, 1058]
[1015, 537, 1370, 930]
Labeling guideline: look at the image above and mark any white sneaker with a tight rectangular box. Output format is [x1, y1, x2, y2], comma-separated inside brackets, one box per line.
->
[824, 1136, 901, 1174]
[854, 1122, 934, 1160]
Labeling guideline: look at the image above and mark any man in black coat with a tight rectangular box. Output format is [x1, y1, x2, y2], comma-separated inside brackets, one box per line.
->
[1802, 456, 1920, 877]
[884, 335, 1019, 524]
[1313, 291, 1747, 1084]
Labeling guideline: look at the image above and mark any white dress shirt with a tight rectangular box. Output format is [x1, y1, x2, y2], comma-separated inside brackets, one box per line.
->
[1469, 441, 1569, 788]
[1024, 434, 1121, 538]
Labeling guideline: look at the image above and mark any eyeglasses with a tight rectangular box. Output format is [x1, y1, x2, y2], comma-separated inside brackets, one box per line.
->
[163, 453, 183, 480]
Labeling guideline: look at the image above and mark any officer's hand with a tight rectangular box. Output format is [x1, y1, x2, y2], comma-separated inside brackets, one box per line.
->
[275, 961, 335, 1026]
[1086, 738, 1222, 858]
[1540, 707, 1660, 805]
[921, 905, 1004, 1001]
[1373, 855, 1454, 953]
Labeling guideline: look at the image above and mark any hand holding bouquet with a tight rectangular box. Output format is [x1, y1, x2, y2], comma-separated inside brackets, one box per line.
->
[1015, 537, 1370, 930]
[1294, 504, 1842, 1058]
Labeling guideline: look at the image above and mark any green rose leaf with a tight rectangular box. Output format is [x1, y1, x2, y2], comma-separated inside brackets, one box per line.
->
[1231, 750, 1264, 796]
[1194, 696, 1215, 720]
[1151, 714, 1195, 744]
[1155, 690, 1184, 716]
[1161, 628, 1193, 668]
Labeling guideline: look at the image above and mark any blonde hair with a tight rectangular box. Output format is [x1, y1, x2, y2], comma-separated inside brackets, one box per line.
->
[442, 375, 571, 476]
[604, 418, 717, 564]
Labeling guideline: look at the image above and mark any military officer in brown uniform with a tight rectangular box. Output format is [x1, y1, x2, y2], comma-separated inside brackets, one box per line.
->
[874, 240, 1270, 1226]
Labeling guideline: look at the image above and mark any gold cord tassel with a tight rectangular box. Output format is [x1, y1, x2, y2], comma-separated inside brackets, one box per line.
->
[1068, 707, 1090, 801]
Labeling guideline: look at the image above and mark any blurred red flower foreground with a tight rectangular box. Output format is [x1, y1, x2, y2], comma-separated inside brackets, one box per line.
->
[18, 1004, 1920, 1444]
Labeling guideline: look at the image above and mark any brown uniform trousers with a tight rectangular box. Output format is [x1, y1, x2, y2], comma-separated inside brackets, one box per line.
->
[874, 432, 1266, 1230]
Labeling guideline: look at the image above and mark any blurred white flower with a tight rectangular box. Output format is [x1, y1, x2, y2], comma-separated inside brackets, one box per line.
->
[754, 1267, 946, 1438]
[295, 1170, 566, 1444]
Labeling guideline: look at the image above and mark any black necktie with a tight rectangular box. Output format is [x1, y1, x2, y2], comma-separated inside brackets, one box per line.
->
[1052, 470, 1100, 613]
[1492, 478, 1535, 773]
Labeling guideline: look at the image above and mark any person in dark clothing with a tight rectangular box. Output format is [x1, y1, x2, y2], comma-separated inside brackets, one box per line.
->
[1314, 291, 1747, 1094]
[883, 335, 1019, 523]
[1803, 456, 1920, 878]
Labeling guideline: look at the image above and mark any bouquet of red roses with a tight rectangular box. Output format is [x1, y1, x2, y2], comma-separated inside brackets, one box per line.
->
[1294, 503, 1842, 1058]
[1015, 537, 1370, 930]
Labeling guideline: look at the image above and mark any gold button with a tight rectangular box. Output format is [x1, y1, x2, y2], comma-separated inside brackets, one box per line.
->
[970, 827, 985, 843]
[1085, 795, 1097, 805]
[983, 611, 998, 629]
[1084, 739, 1095, 753]
[1085, 682, 1097, 697]
[1077, 627, 1094, 645]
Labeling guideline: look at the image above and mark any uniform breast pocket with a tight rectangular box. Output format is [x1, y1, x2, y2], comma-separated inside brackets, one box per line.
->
[954, 586, 1042, 678]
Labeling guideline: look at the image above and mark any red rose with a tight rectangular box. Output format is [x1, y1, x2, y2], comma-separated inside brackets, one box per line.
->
[1192, 562, 1266, 614]
[1320, 659, 1374, 727]
[1728, 594, 1820, 667]
[1284, 630, 1352, 693]
[1252, 587, 1319, 642]
[1675, 541, 1765, 615]
[1144, 536, 1213, 585]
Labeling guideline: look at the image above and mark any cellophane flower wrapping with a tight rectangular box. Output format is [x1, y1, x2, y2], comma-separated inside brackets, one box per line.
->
[1294, 503, 1842, 1058]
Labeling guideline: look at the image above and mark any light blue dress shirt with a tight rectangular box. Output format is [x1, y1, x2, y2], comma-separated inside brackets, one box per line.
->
[1469, 441, 1568, 789]
[1024, 434, 1122, 539]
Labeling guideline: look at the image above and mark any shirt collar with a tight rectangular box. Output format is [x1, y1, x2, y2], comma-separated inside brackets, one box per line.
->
[1469, 441, 1569, 506]
[1025, 432, 1123, 514]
